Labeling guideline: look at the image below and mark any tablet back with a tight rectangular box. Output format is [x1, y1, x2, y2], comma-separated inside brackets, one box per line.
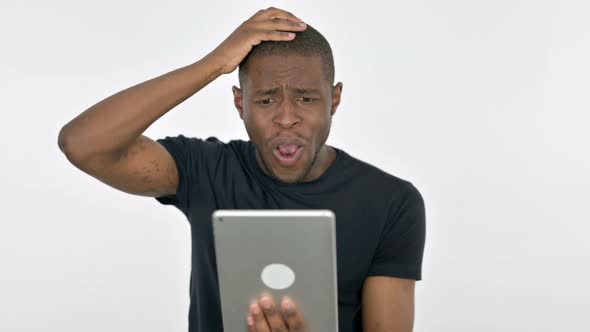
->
[212, 210, 338, 332]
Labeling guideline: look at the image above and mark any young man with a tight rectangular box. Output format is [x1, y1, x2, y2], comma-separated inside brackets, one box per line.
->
[58, 7, 426, 332]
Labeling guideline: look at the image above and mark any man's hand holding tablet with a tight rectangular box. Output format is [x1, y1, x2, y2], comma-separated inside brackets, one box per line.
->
[247, 293, 308, 332]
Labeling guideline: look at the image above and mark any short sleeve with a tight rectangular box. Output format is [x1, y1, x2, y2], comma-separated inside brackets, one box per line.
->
[153, 135, 195, 215]
[367, 183, 426, 280]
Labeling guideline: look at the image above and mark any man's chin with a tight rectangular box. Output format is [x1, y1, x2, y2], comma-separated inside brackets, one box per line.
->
[257, 149, 312, 184]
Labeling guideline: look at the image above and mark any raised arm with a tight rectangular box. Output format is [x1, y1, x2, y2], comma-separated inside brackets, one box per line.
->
[57, 57, 222, 197]
[57, 7, 307, 197]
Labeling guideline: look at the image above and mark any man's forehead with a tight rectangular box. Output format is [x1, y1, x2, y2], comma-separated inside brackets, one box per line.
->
[247, 54, 323, 76]
[243, 54, 326, 90]
[249, 53, 322, 68]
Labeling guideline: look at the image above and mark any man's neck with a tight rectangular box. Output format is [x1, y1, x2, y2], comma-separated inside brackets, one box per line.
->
[302, 145, 337, 182]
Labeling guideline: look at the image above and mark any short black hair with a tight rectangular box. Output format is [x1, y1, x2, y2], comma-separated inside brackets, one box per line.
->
[238, 23, 335, 88]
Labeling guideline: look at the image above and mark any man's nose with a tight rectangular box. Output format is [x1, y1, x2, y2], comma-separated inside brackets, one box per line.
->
[273, 100, 302, 128]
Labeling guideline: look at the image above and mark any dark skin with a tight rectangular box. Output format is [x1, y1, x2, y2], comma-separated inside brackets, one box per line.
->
[233, 53, 343, 331]
[60, 6, 416, 331]
[247, 293, 307, 332]
[233, 53, 416, 332]
[232, 54, 343, 185]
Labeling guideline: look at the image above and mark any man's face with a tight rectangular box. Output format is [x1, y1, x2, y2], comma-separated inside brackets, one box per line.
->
[233, 54, 343, 184]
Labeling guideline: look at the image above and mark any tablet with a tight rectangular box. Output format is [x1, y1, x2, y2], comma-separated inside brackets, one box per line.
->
[212, 209, 339, 331]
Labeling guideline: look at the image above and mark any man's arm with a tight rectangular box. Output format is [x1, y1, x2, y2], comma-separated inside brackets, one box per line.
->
[362, 183, 425, 331]
[57, 56, 224, 197]
[362, 276, 416, 332]
[57, 7, 306, 197]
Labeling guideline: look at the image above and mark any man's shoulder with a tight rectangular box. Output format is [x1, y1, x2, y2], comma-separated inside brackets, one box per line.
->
[337, 148, 413, 189]
[155, 135, 253, 170]
[157, 134, 249, 150]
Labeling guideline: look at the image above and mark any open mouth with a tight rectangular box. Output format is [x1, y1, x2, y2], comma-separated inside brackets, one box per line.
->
[272, 144, 303, 167]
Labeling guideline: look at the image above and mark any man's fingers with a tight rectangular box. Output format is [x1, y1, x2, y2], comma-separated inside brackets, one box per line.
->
[250, 29, 294, 42]
[260, 293, 289, 331]
[246, 314, 256, 332]
[250, 302, 271, 332]
[246, 7, 306, 44]
[281, 296, 307, 332]
[247, 293, 307, 332]
[246, 19, 306, 43]
[259, 18, 307, 33]
[254, 7, 303, 23]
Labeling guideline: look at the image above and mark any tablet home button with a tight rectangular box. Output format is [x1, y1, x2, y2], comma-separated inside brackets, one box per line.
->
[260, 263, 296, 290]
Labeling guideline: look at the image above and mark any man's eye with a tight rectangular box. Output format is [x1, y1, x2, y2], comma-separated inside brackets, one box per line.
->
[299, 97, 316, 103]
[257, 99, 273, 105]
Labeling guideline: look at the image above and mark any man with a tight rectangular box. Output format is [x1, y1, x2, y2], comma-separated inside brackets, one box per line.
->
[58, 7, 425, 332]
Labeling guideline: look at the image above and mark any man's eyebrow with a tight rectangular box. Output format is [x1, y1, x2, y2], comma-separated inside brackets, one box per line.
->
[292, 87, 321, 94]
[253, 87, 322, 96]
[254, 87, 280, 96]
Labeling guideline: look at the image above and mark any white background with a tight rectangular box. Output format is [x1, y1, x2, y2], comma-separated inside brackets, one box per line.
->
[1, 0, 589, 331]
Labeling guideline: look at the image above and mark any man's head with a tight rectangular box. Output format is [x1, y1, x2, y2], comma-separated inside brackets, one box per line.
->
[232, 23, 343, 184]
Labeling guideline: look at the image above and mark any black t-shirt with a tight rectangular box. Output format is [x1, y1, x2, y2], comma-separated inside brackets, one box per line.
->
[154, 135, 426, 332]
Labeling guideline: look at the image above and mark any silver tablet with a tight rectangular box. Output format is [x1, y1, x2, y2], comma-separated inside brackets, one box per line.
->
[212, 210, 339, 332]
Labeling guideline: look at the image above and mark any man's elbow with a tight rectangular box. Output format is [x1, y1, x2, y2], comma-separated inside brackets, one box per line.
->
[58, 126, 81, 164]
[57, 126, 95, 167]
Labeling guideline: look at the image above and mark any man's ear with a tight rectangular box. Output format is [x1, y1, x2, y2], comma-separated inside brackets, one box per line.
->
[232, 85, 244, 119]
[330, 82, 343, 116]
